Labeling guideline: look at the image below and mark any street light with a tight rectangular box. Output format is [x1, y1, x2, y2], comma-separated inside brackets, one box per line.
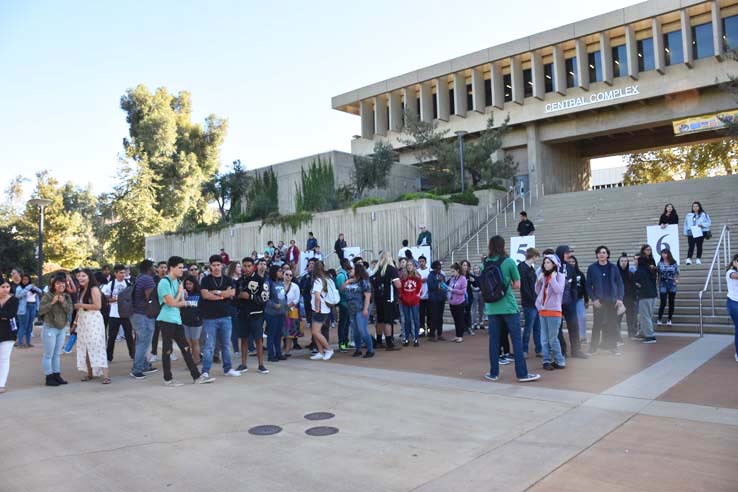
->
[455, 130, 468, 192]
[28, 198, 52, 287]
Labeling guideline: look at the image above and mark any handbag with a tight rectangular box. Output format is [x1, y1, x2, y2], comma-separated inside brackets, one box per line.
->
[704, 230, 712, 240]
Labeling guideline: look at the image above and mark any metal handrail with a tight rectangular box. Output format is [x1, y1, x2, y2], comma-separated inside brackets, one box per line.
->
[697, 224, 731, 338]
[449, 182, 543, 264]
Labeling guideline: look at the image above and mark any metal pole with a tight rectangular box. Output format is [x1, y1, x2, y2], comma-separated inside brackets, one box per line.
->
[466, 242, 469, 261]
[495, 216, 498, 235]
[512, 197, 516, 216]
[37, 205, 44, 287]
[698, 292, 704, 338]
[504, 208, 507, 228]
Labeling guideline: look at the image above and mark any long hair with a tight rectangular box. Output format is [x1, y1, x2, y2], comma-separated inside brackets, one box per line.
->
[312, 261, 327, 292]
[541, 257, 556, 276]
[662, 203, 676, 216]
[659, 248, 676, 265]
[692, 201, 705, 215]
[268, 264, 281, 282]
[378, 250, 395, 277]
[226, 261, 240, 279]
[183, 275, 200, 294]
[79, 268, 99, 304]
[727, 253, 738, 272]
[354, 262, 369, 281]
[488, 235, 506, 258]
[404, 261, 420, 280]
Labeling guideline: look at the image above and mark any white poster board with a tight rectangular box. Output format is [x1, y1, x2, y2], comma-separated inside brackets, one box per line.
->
[409, 246, 431, 264]
[647, 225, 681, 264]
[343, 247, 361, 262]
[510, 236, 536, 264]
[299, 251, 315, 277]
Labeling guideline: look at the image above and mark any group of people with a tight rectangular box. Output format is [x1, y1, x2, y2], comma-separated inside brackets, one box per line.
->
[2, 198, 737, 394]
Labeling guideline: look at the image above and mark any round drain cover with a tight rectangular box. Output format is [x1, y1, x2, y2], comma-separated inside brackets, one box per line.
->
[305, 426, 339, 437]
[248, 425, 283, 436]
[304, 412, 335, 421]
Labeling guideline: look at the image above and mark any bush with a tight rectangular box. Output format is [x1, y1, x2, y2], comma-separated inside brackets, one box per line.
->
[397, 192, 450, 209]
[449, 190, 479, 206]
[351, 197, 386, 212]
[259, 212, 313, 233]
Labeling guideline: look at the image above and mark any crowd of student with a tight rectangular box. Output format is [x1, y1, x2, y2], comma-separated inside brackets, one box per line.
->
[1, 200, 737, 393]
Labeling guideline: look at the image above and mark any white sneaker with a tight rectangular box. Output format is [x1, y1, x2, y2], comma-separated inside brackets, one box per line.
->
[323, 350, 334, 361]
[310, 353, 324, 360]
[695, 258, 702, 265]
[518, 373, 541, 382]
[164, 380, 183, 387]
[656, 320, 662, 326]
[149, 355, 159, 363]
[667, 320, 672, 326]
[735, 353, 738, 362]
[195, 374, 215, 384]
[170, 352, 178, 361]
[224, 369, 241, 377]
[685, 258, 692, 265]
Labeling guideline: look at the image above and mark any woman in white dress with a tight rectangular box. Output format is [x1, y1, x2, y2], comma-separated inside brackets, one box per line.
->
[73, 269, 110, 384]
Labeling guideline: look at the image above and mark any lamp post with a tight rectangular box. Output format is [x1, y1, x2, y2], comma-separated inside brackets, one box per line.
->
[455, 130, 468, 192]
[28, 198, 52, 287]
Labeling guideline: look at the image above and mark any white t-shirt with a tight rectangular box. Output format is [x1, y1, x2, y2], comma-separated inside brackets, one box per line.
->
[311, 278, 332, 314]
[101, 279, 130, 318]
[727, 269, 738, 302]
[418, 267, 430, 299]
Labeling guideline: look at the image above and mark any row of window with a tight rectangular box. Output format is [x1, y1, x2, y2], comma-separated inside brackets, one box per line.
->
[382, 15, 738, 118]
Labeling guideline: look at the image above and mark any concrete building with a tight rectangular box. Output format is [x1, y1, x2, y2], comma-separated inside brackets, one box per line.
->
[332, 0, 738, 194]
[591, 165, 628, 189]
[244, 150, 420, 215]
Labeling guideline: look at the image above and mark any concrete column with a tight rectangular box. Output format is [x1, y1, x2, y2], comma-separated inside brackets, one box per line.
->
[624, 25, 639, 80]
[471, 67, 485, 113]
[552, 45, 567, 95]
[531, 51, 545, 100]
[491, 62, 505, 109]
[359, 99, 374, 140]
[510, 56, 524, 105]
[526, 124, 543, 195]
[653, 17, 666, 74]
[575, 39, 590, 90]
[403, 87, 417, 124]
[419, 82, 433, 122]
[373, 95, 388, 136]
[453, 72, 467, 117]
[681, 9, 694, 68]
[388, 92, 402, 132]
[600, 32, 613, 85]
[712, 0, 724, 60]
[436, 77, 450, 121]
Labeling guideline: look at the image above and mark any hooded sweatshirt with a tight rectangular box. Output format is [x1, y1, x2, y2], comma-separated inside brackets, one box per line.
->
[535, 254, 565, 316]
[555, 245, 576, 306]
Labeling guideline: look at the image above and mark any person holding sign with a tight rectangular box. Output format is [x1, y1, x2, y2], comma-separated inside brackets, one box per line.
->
[417, 225, 432, 248]
[684, 201, 711, 265]
[659, 204, 678, 228]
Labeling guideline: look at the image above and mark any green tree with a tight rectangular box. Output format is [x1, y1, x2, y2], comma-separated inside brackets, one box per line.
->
[399, 112, 516, 191]
[623, 140, 737, 185]
[244, 167, 278, 220]
[0, 175, 27, 227]
[201, 159, 256, 222]
[352, 141, 396, 197]
[295, 158, 336, 212]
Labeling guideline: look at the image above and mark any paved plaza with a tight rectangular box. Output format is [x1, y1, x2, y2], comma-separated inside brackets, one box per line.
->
[2, 329, 737, 492]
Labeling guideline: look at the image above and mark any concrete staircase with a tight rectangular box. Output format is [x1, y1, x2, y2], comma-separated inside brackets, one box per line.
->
[440, 175, 738, 335]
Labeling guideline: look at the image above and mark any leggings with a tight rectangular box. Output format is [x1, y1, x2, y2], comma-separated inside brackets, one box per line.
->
[658, 291, 676, 321]
[450, 304, 466, 338]
[687, 235, 704, 259]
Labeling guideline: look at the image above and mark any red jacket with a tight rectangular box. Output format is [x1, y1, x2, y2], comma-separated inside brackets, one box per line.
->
[400, 276, 422, 306]
[286, 245, 300, 265]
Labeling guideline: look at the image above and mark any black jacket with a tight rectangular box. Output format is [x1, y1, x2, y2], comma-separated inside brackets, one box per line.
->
[573, 268, 589, 303]
[517, 261, 537, 308]
[633, 262, 657, 299]
[618, 266, 637, 302]
[659, 212, 679, 225]
[0, 296, 19, 342]
[517, 220, 535, 236]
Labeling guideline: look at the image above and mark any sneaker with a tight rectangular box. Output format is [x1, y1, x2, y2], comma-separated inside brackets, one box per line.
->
[518, 373, 541, 382]
[498, 357, 511, 365]
[685, 258, 692, 265]
[735, 353, 738, 362]
[641, 337, 657, 344]
[437, 336, 447, 342]
[413, 339, 419, 347]
[129, 372, 146, 380]
[455, 337, 463, 343]
[696, 258, 702, 265]
[236, 364, 248, 373]
[484, 373, 499, 381]
[543, 362, 554, 371]
[352, 350, 363, 357]
[248, 350, 257, 356]
[234, 351, 240, 358]
[257, 365, 269, 374]
[311, 348, 319, 354]
[278, 355, 287, 361]
[338, 343, 348, 353]
[609, 349, 623, 356]
[310, 353, 324, 360]
[363, 351, 375, 358]
[552, 362, 565, 370]
[469, 328, 476, 336]
[195, 374, 215, 384]
[142, 367, 159, 375]
[224, 369, 242, 377]
[402, 339, 409, 347]
[666, 320, 672, 326]
[165, 379, 184, 387]
[323, 350, 334, 361]
[149, 355, 159, 363]
[656, 320, 662, 326]
[348, 342, 356, 348]
[631, 334, 646, 341]
[170, 352, 178, 361]
[267, 357, 279, 362]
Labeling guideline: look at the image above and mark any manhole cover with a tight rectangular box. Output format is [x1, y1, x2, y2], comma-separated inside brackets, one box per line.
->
[304, 412, 335, 421]
[305, 426, 339, 437]
[248, 425, 283, 436]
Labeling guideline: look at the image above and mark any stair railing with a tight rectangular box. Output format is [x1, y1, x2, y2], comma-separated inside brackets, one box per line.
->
[697, 224, 731, 338]
[449, 182, 544, 264]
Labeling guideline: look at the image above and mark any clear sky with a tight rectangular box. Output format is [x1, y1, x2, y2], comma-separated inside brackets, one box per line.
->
[0, 0, 639, 194]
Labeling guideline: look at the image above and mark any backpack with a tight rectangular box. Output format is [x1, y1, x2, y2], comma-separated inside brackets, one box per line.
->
[144, 277, 164, 319]
[322, 278, 341, 307]
[480, 256, 508, 303]
[116, 280, 136, 319]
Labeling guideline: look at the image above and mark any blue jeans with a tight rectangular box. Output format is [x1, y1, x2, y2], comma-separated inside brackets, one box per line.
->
[575, 298, 587, 339]
[17, 304, 37, 345]
[42, 326, 66, 375]
[487, 313, 528, 379]
[202, 317, 233, 374]
[401, 304, 420, 341]
[727, 298, 738, 357]
[522, 306, 542, 354]
[265, 313, 283, 359]
[350, 309, 373, 352]
[131, 313, 155, 373]
[540, 316, 566, 365]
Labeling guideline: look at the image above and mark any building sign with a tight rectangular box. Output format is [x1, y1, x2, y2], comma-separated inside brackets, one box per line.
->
[544, 85, 640, 114]
[673, 110, 738, 136]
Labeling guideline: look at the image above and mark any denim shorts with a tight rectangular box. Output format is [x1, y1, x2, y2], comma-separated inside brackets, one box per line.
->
[311, 312, 328, 324]
[183, 324, 202, 340]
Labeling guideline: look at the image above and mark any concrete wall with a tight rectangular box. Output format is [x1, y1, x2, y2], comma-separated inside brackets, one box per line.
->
[146, 189, 508, 268]
[244, 150, 421, 215]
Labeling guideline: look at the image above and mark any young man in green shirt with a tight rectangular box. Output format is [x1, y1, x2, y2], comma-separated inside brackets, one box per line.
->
[483, 236, 540, 383]
[157, 256, 215, 387]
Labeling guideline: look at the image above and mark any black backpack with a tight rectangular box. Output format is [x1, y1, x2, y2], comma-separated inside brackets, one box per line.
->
[480, 256, 507, 303]
[116, 280, 136, 319]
